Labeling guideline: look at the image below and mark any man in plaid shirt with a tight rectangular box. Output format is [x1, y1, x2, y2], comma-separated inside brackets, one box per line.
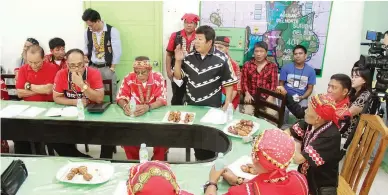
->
[241, 41, 278, 115]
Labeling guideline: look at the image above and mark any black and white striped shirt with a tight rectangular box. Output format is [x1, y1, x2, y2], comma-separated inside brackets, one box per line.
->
[181, 47, 238, 107]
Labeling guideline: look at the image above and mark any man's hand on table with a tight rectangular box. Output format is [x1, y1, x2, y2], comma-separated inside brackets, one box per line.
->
[222, 102, 230, 111]
[209, 165, 225, 183]
[133, 104, 149, 117]
[123, 104, 131, 116]
[222, 168, 240, 185]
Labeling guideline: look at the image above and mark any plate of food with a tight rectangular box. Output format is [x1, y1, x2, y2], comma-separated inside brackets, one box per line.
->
[56, 162, 114, 184]
[223, 119, 259, 138]
[227, 155, 257, 180]
[162, 111, 196, 125]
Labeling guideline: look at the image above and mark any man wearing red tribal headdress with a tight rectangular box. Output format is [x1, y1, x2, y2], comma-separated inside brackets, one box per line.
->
[205, 129, 309, 195]
[117, 56, 168, 161]
[286, 94, 343, 195]
[166, 13, 200, 105]
[127, 161, 193, 195]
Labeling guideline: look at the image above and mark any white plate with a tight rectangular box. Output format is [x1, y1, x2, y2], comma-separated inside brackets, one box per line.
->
[56, 162, 114, 184]
[162, 111, 196, 125]
[227, 155, 257, 180]
[223, 120, 259, 138]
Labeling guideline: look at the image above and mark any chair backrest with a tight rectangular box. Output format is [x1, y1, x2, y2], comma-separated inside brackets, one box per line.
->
[341, 114, 388, 195]
[103, 79, 113, 103]
[1, 74, 20, 100]
[254, 87, 286, 128]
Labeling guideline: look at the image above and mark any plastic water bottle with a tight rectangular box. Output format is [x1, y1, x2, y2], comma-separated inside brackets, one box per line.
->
[226, 104, 234, 122]
[214, 153, 225, 171]
[129, 97, 136, 117]
[77, 98, 85, 120]
[139, 143, 149, 163]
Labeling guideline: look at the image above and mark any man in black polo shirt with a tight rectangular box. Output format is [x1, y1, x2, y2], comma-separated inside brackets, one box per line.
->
[174, 25, 238, 160]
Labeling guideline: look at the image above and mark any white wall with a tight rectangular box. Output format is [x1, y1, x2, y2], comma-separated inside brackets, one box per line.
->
[1, 0, 364, 96]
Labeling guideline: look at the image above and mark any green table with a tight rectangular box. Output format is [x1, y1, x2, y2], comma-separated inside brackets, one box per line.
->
[0, 100, 292, 194]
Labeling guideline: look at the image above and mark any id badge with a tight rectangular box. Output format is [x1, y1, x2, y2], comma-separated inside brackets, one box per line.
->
[293, 80, 300, 88]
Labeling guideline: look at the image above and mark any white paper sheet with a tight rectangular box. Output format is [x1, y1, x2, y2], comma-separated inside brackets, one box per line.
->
[61, 106, 78, 117]
[18, 106, 46, 117]
[200, 108, 227, 125]
[0, 105, 30, 118]
[173, 77, 184, 87]
[113, 181, 127, 195]
[44, 108, 63, 117]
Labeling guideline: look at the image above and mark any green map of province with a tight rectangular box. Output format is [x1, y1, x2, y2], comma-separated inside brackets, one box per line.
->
[274, 7, 319, 67]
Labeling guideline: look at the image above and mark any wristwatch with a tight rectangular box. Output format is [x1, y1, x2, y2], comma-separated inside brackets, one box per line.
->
[237, 177, 244, 185]
[24, 82, 31, 90]
[81, 84, 89, 92]
[203, 181, 218, 193]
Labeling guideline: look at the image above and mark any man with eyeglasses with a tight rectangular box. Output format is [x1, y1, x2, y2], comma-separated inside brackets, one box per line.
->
[116, 56, 168, 161]
[277, 45, 316, 125]
[53, 48, 104, 158]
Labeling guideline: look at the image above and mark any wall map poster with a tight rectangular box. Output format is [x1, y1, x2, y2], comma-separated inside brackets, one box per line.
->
[200, 1, 333, 75]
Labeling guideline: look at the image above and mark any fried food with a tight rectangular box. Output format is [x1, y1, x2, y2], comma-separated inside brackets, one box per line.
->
[83, 173, 93, 181]
[228, 120, 254, 136]
[184, 113, 194, 123]
[66, 166, 93, 181]
[168, 111, 182, 123]
[241, 163, 258, 175]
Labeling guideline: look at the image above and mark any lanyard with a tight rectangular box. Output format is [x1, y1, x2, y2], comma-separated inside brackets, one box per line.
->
[293, 64, 306, 88]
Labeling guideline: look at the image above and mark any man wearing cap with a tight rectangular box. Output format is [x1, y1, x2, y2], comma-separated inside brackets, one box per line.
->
[214, 36, 241, 109]
[82, 8, 122, 101]
[287, 94, 343, 195]
[117, 56, 168, 161]
[44, 37, 67, 70]
[205, 129, 308, 195]
[166, 13, 199, 105]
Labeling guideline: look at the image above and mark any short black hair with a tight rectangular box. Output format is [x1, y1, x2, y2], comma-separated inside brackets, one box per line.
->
[49, 37, 65, 50]
[384, 31, 388, 36]
[26, 38, 39, 45]
[293, 45, 307, 54]
[196, 25, 216, 45]
[254, 41, 268, 51]
[26, 45, 45, 59]
[66, 48, 84, 59]
[82, 8, 101, 22]
[135, 56, 150, 61]
[330, 74, 352, 92]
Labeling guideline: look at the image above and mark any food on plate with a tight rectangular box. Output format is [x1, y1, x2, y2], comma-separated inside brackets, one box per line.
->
[168, 111, 181, 122]
[227, 119, 254, 136]
[66, 166, 93, 181]
[240, 163, 257, 175]
[184, 113, 194, 123]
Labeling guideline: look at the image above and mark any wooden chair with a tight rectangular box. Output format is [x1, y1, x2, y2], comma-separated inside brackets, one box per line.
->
[339, 114, 388, 195]
[1, 74, 21, 100]
[253, 87, 286, 128]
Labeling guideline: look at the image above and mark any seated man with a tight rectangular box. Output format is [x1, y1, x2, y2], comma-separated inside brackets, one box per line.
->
[15, 45, 58, 155]
[44, 37, 67, 70]
[116, 56, 168, 161]
[127, 161, 193, 195]
[214, 36, 241, 109]
[53, 48, 104, 158]
[286, 94, 343, 195]
[278, 45, 316, 124]
[205, 129, 308, 195]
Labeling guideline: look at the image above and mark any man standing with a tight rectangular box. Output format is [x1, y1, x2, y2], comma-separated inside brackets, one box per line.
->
[15, 45, 58, 155]
[174, 25, 238, 160]
[116, 56, 168, 161]
[278, 45, 316, 124]
[214, 36, 241, 109]
[53, 48, 104, 158]
[82, 8, 122, 101]
[44, 37, 67, 70]
[166, 13, 199, 105]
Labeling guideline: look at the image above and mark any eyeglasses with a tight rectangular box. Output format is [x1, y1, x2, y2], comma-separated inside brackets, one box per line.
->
[135, 70, 148, 76]
[68, 64, 83, 69]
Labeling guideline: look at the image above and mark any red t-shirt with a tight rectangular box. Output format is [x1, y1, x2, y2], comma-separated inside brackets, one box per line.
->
[53, 67, 103, 100]
[166, 30, 196, 53]
[44, 54, 67, 70]
[16, 61, 58, 102]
